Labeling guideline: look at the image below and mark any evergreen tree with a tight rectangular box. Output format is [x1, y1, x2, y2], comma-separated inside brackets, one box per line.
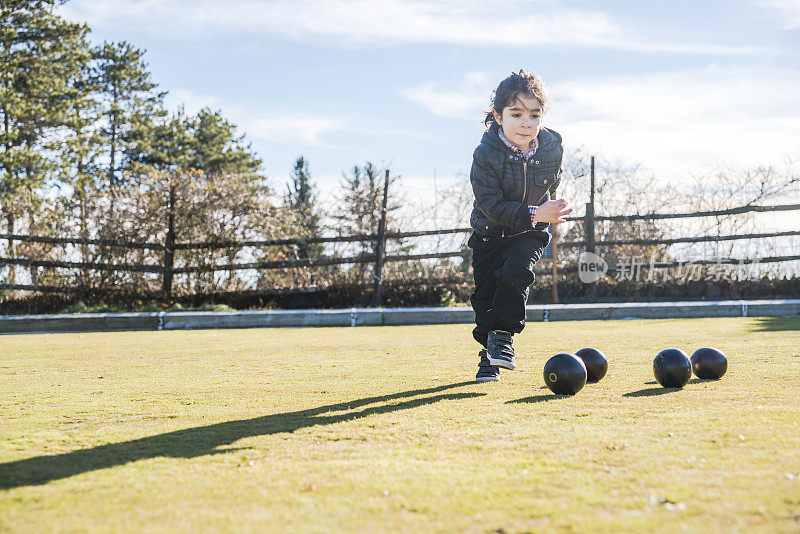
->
[333, 162, 400, 267]
[57, 33, 103, 237]
[189, 108, 261, 177]
[285, 156, 321, 259]
[0, 0, 90, 281]
[128, 107, 192, 173]
[92, 41, 166, 191]
[123, 106, 272, 296]
[287, 156, 315, 210]
[128, 107, 262, 179]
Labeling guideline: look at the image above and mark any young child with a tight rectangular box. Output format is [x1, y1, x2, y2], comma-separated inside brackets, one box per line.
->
[469, 69, 572, 382]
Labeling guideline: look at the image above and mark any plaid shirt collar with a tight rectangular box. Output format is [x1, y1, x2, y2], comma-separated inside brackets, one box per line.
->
[498, 128, 538, 161]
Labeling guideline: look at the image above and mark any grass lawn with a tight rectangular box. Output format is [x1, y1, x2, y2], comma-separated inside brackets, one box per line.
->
[1, 317, 799, 533]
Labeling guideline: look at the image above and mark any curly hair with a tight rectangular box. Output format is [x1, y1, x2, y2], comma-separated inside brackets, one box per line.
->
[484, 69, 551, 128]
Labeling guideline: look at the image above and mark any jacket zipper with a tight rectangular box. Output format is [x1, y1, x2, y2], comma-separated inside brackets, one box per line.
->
[522, 161, 527, 202]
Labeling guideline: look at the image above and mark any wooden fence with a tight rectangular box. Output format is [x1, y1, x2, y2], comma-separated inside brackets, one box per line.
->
[2, 199, 799, 303]
[1, 162, 798, 304]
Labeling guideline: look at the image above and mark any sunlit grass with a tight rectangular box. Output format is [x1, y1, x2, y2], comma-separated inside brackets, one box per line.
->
[1, 317, 799, 533]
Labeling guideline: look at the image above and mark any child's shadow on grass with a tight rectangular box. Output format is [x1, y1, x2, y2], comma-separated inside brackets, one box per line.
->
[0, 381, 481, 490]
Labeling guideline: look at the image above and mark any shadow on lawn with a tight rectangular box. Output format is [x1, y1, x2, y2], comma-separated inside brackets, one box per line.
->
[688, 377, 720, 384]
[748, 317, 800, 332]
[0, 381, 481, 491]
[506, 394, 564, 403]
[622, 386, 682, 397]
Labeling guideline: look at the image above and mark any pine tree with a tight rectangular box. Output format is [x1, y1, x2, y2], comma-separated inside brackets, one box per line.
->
[189, 108, 261, 177]
[333, 162, 400, 269]
[122, 106, 272, 296]
[128, 107, 262, 178]
[92, 41, 166, 191]
[0, 0, 91, 282]
[285, 156, 321, 259]
[54, 23, 102, 284]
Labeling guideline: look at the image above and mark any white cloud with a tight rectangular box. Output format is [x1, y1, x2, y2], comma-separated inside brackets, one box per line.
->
[245, 116, 345, 148]
[402, 66, 800, 176]
[754, 0, 800, 29]
[546, 66, 800, 177]
[165, 89, 221, 115]
[57, 0, 771, 54]
[59, 0, 616, 46]
[400, 71, 492, 119]
[161, 88, 345, 147]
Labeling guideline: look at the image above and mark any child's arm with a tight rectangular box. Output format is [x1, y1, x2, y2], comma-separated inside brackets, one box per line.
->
[470, 147, 533, 231]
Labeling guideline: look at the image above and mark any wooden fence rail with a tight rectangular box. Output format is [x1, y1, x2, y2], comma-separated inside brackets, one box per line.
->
[2, 200, 799, 300]
[590, 202, 800, 222]
[561, 229, 800, 249]
[2, 228, 794, 275]
[0, 233, 166, 250]
[0, 257, 165, 273]
[4, 203, 798, 249]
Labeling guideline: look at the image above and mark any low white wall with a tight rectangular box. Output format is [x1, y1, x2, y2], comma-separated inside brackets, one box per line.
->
[1, 299, 798, 334]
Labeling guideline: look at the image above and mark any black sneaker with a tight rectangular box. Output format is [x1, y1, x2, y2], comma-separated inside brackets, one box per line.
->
[487, 330, 515, 370]
[475, 349, 500, 382]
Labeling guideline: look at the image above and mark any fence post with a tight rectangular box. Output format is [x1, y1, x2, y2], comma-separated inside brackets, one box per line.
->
[6, 213, 15, 285]
[371, 169, 390, 307]
[585, 156, 597, 301]
[161, 184, 175, 301]
[551, 222, 559, 304]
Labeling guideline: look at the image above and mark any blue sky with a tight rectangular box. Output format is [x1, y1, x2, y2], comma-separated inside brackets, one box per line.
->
[58, 0, 800, 208]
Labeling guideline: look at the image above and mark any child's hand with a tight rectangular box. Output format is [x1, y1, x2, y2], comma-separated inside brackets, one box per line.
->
[534, 199, 573, 223]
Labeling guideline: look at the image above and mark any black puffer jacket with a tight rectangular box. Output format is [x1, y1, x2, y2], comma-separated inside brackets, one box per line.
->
[470, 123, 563, 241]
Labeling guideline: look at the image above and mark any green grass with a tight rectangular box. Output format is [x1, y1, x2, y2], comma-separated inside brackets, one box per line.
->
[1, 317, 799, 533]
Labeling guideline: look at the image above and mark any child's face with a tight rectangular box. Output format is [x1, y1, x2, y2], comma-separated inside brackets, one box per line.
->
[492, 94, 542, 151]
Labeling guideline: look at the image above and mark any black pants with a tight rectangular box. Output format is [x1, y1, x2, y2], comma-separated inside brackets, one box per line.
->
[468, 232, 547, 348]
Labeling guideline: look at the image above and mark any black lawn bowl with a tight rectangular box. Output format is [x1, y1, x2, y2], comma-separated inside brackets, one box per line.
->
[691, 347, 728, 379]
[574, 347, 608, 383]
[653, 348, 692, 388]
[543, 353, 587, 395]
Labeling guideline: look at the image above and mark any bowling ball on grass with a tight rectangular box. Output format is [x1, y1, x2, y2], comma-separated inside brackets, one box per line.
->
[691, 347, 727, 379]
[574, 347, 608, 383]
[653, 348, 692, 388]
[543, 353, 587, 395]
